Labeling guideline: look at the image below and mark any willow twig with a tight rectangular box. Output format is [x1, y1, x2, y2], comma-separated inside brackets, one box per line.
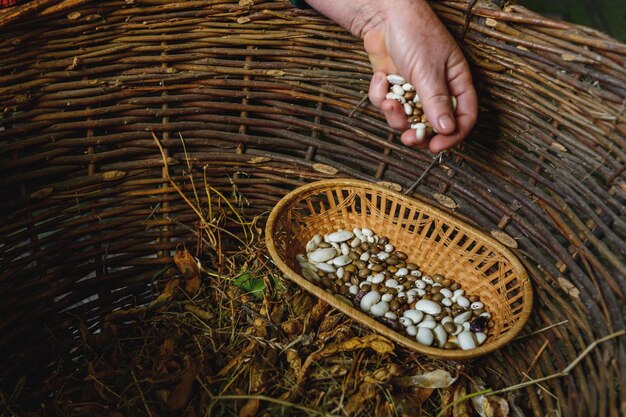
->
[436, 330, 626, 417]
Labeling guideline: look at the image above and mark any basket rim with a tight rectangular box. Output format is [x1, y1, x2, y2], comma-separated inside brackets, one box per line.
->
[266, 178, 533, 360]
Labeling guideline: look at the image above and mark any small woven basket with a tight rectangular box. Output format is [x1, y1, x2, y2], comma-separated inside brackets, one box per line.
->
[266, 179, 533, 360]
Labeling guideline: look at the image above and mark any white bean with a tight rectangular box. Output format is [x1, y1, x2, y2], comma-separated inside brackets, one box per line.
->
[471, 301, 484, 310]
[381, 293, 394, 302]
[475, 332, 487, 345]
[395, 267, 408, 277]
[386, 74, 406, 85]
[414, 299, 442, 315]
[371, 273, 385, 284]
[360, 291, 381, 312]
[302, 269, 319, 283]
[332, 255, 352, 267]
[403, 309, 424, 324]
[440, 288, 453, 298]
[370, 301, 389, 317]
[403, 102, 413, 116]
[458, 331, 477, 350]
[384, 279, 399, 288]
[327, 230, 354, 243]
[416, 327, 434, 346]
[300, 261, 318, 272]
[316, 262, 336, 273]
[456, 296, 470, 308]
[453, 311, 472, 324]
[399, 317, 413, 327]
[433, 325, 448, 347]
[392, 84, 405, 95]
[308, 247, 337, 263]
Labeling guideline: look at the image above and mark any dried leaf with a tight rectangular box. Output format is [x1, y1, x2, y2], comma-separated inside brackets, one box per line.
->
[305, 299, 328, 330]
[167, 357, 198, 411]
[174, 247, 201, 296]
[490, 230, 518, 248]
[184, 304, 214, 321]
[345, 382, 377, 414]
[248, 156, 272, 164]
[67, 12, 81, 20]
[317, 324, 351, 343]
[317, 314, 343, 334]
[558, 277, 580, 298]
[156, 338, 176, 374]
[434, 193, 458, 209]
[550, 142, 567, 152]
[280, 318, 303, 336]
[285, 349, 302, 376]
[319, 334, 394, 357]
[452, 379, 470, 417]
[298, 335, 394, 383]
[393, 369, 457, 388]
[364, 363, 402, 383]
[237, 16, 251, 24]
[239, 399, 260, 417]
[239, 0, 254, 6]
[480, 395, 510, 417]
[266, 70, 285, 76]
[174, 248, 199, 280]
[312, 163, 339, 175]
[377, 181, 402, 192]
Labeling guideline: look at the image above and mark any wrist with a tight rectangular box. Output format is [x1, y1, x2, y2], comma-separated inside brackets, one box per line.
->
[304, 0, 387, 38]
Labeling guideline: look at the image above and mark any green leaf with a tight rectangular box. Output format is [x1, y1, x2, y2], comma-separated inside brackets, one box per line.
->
[233, 273, 265, 299]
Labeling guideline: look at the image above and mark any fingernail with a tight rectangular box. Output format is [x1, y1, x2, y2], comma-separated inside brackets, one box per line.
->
[372, 73, 383, 84]
[438, 114, 455, 132]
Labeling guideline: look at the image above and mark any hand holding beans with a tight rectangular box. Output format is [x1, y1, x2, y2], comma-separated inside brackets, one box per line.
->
[305, 0, 478, 153]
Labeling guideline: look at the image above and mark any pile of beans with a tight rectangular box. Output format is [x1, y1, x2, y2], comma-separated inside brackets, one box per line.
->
[297, 228, 493, 350]
[385, 73, 457, 142]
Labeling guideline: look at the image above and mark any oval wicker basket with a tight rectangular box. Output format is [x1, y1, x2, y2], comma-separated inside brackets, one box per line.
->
[266, 179, 533, 360]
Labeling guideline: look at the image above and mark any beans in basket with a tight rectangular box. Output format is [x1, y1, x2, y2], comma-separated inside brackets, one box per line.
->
[297, 228, 493, 350]
[385, 73, 456, 142]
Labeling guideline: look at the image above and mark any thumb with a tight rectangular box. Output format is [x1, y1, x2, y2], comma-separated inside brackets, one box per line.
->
[413, 69, 455, 135]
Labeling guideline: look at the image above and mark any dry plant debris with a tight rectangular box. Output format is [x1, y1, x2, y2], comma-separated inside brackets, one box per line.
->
[5, 136, 620, 417]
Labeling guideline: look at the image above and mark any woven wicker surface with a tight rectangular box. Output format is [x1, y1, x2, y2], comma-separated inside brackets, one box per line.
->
[266, 179, 533, 360]
[0, 0, 624, 416]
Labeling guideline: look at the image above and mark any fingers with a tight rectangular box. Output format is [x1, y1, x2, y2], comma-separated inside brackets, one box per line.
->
[428, 57, 478, 153]
[412, 67, 456, 135]
[381, 99, 409, 130]
[368, 72, 388, 107]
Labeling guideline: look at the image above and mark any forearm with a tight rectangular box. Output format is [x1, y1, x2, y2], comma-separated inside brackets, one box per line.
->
[304, 0, 435, 38]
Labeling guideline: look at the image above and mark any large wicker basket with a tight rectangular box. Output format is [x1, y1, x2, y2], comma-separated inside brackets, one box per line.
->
[1, 1, 624, 416]
[266, 179, 533, 360]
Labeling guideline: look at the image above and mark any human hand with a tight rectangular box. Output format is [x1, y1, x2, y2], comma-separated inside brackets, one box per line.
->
[305, 0, 478, 153]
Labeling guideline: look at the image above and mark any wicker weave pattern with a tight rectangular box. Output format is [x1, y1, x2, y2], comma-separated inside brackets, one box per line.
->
[267, 179, 533, 359]
[0, 0, 624, 416]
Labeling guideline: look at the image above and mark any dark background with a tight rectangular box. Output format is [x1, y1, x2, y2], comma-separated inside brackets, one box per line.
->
[520, 0, 626, 41]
